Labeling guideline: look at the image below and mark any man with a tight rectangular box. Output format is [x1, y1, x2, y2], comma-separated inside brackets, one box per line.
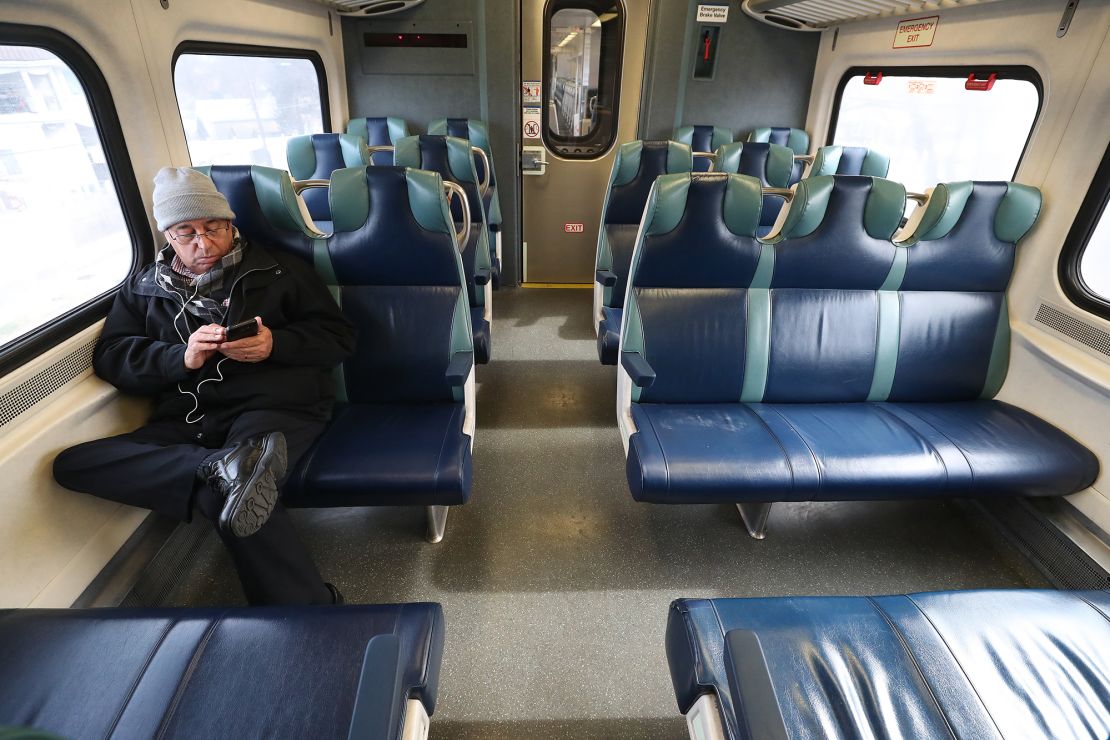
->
[54, 167, 356, 605]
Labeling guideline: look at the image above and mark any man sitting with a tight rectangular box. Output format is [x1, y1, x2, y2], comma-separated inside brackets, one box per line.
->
[54, 167, 356, 605]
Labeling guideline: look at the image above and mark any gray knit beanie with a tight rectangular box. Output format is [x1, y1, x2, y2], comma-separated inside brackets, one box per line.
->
[152, 167, 236, 231]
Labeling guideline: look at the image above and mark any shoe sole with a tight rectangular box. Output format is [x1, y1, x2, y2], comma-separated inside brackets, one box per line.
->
[226, 433, 288, 538]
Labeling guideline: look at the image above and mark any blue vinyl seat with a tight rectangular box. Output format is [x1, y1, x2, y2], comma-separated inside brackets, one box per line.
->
[746, 126, 809, 184]
[204, 164, 475, 542]
[593, 140, 693, 365]
[713, 141, 794, 236]
[0, 602, 445, 740]
[673, 125, 732, 172]
[619, 173, 1098, 537]
[394, 134, 493, 364]
[285, 133, 370, 233]
[346, 116, 409, 164]
[666, 590, 1110, 740]
[429, 118, 504, 288]
[808, 143, 891, 177]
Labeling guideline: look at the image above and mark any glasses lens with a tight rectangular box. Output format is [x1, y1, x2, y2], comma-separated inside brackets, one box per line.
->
[172, 232, 199, 243]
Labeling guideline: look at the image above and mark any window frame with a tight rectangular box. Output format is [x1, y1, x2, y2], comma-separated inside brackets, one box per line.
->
[826, 65, 1045, 182]
[541, 0, 625, 160]
[1059, 142, 1110, 320]
[170, 40, 332, 168]
[0, 22, 151, 379]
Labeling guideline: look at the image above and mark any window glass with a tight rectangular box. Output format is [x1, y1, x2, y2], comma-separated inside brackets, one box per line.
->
[0, 45, 132, 349]
[174, 53, 325, 170]
[833, 72, 1040, 193]
[1079, 202, 1110, 300]
[544, 1, 623, 159]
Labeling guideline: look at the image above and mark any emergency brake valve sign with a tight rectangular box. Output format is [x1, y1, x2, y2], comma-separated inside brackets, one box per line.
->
[564, 223, 585, 233]
[893, 16, 938, 49]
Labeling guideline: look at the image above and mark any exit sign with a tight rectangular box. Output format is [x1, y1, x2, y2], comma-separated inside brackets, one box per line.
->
[564, 223, 585, 233]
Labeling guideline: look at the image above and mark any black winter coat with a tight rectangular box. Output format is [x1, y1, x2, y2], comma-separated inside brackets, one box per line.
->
[93, 242, 356, 427]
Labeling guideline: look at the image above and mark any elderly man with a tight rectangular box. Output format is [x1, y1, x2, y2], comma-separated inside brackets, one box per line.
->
[53, 167, 355, 605]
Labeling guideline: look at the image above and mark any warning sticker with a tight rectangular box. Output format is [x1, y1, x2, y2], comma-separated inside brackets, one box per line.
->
[522, 80, 541, 105]
[696, 4, 728, 23]
[523, 107, 542, 139]
[893, 16, 938, 49]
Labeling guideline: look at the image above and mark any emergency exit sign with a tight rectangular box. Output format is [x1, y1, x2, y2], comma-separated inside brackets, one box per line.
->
[893, 16, 939, 48]
[564, 223, 585, 233]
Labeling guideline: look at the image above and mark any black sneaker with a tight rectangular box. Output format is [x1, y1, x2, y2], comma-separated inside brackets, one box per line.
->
[201, 431, 287, 538]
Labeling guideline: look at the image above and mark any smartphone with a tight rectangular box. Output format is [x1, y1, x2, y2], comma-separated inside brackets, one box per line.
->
[225, 318, 259, 342]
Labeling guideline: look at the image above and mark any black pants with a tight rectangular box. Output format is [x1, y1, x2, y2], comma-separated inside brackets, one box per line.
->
[53, 409, 332, 606]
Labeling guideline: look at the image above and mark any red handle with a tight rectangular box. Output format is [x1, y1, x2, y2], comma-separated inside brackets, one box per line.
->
[704, 33, 711, 61]
[965, 73, 997, 91]
[863, 72, 883, 85]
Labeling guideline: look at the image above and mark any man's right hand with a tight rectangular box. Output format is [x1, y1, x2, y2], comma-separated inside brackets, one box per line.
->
[184, 324, 227, 370]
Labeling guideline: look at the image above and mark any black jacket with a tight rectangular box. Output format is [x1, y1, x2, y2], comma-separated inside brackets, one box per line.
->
[93, 242, 356, 427]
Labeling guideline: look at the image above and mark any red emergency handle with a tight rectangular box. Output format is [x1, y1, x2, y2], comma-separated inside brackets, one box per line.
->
[863, 72, 883, 85]
[965, 73, 997, 91]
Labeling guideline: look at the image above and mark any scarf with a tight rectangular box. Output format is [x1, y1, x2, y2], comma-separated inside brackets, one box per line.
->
[155, 229, 245, 324]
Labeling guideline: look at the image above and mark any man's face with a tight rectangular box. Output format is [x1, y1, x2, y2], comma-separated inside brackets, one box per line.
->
[164, 218, 234, 274]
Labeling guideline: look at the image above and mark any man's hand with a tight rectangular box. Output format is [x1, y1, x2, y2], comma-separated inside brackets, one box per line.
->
[218, 317, 273, 363]
[184, 323, 226, 370]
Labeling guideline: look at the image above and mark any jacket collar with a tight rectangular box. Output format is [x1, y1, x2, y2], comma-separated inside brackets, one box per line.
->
[134, 242, 281, 298]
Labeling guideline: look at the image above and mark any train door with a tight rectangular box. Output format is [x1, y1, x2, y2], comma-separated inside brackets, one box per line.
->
[520, 0, 648, 284]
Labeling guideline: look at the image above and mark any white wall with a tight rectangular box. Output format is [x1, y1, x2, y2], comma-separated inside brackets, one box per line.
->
[0, 0, 345, 607]
[805, 0, 1110, 532]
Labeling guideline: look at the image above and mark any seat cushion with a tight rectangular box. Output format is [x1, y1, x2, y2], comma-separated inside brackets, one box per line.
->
[667, 590, 1110, 740]
[597, 306, 622, 365]
[285, 403, 472, 507]
[627, 400, 1097, 503]
[471, 309, 491, 364]
[0, 603, 445, 740]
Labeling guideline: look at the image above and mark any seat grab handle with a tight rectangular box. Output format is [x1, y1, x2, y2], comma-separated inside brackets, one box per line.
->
[443, 181, 471, 253]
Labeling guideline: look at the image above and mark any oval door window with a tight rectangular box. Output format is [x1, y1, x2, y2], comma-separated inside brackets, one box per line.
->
[543, 0, 624, 159]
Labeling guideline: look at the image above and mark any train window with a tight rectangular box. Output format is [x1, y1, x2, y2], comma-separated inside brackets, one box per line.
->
[829, 67, 1041, 193]
[173, 44, 329, 170]
[543, 0, 624, 159]
[1060, 143, 1110, 318]
[0, 31, 146, 372]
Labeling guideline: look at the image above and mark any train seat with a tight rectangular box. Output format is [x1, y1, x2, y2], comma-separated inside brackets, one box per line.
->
[394, 134, 493, 364]
[712, 141, 794, 236]
[620, 174, 1098, 537]
[746, 126, 809, 183]
[286, 133, 370, 233]
[666, 590, 1110, 740]
[203, 165, 475, 542]
[346, 116, 410, 165]
[0, 602, 445, 740]
[673, 125, 732, 171]
[593, 140, 693, 365]
[428, 118, 504, 289]
[808, 143, 890, 178]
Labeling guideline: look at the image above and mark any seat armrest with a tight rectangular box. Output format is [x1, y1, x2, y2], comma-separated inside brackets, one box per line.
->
[596, 269, 618, 287]
[621, 351, 656, 389]
[348, 634, 405, 740]
[474, 268, 491, 286]
[445, 352, 474, 386]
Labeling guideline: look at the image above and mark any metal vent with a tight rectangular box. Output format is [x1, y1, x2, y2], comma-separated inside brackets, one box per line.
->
[742, 0, 1009, 31]
[0, 340, 96, 428]
[308, 0, 425, 16]
[1035, 303, 1110, 359]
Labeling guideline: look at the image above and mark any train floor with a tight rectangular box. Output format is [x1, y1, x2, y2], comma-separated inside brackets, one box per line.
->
[146, 287, 1047, 740]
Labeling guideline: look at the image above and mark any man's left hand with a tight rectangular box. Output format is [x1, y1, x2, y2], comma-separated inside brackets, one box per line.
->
[218, 317, 273, 363]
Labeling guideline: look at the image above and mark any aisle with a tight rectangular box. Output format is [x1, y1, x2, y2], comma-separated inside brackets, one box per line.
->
[158, 287, 1045, 740]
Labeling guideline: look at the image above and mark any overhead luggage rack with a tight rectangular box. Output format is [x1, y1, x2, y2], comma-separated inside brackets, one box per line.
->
[741, 0, 1008, 31]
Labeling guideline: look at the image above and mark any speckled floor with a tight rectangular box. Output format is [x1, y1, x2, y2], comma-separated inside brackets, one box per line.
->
[154, 287, 1046, 740]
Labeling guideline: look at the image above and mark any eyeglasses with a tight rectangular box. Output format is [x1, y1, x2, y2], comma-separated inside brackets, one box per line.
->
[168, 224, 230, 245]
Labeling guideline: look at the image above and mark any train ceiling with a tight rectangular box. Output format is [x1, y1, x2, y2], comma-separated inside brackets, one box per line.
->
[742, 0, 1008, 31]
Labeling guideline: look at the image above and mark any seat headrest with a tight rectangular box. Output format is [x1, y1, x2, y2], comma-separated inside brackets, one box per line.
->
[604, 140, 694, 224]
[345, 116, 408, 145]
[428, 118, 492, 156]
[198, 165, 316, 263]
[713, 142, 794, 188]
[629, 173, 766, 289]
[809, 145, 890, 178]
[902, 181, 1042, 245]
[673, 125, 733, 153]
[770, 175, 906, 288]
[393, 135, 477, 185]
[324, 166, 463, 286]
[747, 126, 809, 155]
[285, 134, 368, 181]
